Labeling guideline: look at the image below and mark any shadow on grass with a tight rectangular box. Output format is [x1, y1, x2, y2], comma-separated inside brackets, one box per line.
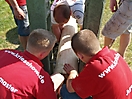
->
[5, 27, 24, 51]
[6, 27, 20, 45]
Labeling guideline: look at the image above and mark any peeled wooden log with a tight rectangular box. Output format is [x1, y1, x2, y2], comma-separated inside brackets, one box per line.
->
[54, 25, 78, 74]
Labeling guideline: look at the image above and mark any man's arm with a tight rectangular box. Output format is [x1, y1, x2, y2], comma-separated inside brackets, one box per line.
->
[63, 64, 78, 92]
[51, 24, 63, 42]
[110, 0, 118, 12]
[66, 70, 78, 92]
[8, 0, 25, 20]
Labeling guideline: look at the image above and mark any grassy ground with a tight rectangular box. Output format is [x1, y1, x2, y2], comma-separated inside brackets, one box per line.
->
[0, 0, 132, 69]
[0, 0, 20, 49]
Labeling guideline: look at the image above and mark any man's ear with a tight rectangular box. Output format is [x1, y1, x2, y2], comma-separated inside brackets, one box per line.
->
[39, 51, 46, 60]
[76, 52, 84, 60]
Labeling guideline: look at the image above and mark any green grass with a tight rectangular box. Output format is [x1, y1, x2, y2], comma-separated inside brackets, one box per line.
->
[0, 0, 19, 49]
[0, 0, 132, 68]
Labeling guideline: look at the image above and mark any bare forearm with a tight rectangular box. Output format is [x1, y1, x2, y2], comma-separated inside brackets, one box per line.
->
[52, 24, 62, 42]
[8, 0, 19, 10]
[66, 70, 78, 92]
[8, 0, 25, 20]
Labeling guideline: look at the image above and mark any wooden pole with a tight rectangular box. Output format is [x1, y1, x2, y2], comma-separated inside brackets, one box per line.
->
[26, 0, 52, 74]
[79, 0, 106, 72]
[83, 0, 105, 37]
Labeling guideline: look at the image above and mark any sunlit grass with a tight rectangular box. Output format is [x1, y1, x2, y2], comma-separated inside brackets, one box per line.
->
[0, 0, 19, 49]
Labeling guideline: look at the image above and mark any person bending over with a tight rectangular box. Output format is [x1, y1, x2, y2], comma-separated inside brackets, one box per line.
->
[0, 29, 58, 99]
[51, 0, 85, 41]
[60, 29, 132, 99]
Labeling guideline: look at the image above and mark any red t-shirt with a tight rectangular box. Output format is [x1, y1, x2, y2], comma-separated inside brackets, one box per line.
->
[5, 0, 26, 6]
[0, 49, 57, 99]
[72, 47, 132, 99]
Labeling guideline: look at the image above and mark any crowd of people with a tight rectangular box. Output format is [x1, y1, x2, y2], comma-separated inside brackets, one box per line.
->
[1, 0, 132, 99]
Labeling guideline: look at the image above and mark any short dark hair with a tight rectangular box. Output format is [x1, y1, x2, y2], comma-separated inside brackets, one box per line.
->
[27, 29, 56, 53]
[71, 29, 100, 56]
[53, 4, 71, 20]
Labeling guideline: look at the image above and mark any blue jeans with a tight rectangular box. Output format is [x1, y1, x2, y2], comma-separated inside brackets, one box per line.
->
[60, 84, 92, 99]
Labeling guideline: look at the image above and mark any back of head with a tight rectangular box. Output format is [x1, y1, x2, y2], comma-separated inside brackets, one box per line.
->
[53, 4, 71, 23]
[27, 29, 57, 54]
[71, 29, 100, 56]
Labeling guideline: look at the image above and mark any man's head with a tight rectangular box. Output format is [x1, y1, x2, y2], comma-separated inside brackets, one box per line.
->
[26, 29, 57, 60]
[71, 29, 101, 63]
[53, 4, 71, 24]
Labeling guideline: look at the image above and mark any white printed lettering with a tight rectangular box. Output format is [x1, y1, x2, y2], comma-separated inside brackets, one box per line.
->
[98, 53, 120, 78]
[0, 77, 18, 93]
[126, 85, 132, 96]
[4, 50, 45, 84]
[98, 72, 105, 78]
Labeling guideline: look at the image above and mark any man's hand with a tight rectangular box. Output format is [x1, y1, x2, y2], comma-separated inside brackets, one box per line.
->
[63, 64, 77, 93]
[63, 64, 76, 74]
[110, 0, 118, 12]
[8, 0, 25, 20]
[13, 7, 25, 20]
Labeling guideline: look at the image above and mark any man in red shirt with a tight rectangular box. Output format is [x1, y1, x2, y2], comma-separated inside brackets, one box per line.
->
[5, 0, 30, 50]
[0, 29, 57, 99]
[60, 29, 132, 99]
